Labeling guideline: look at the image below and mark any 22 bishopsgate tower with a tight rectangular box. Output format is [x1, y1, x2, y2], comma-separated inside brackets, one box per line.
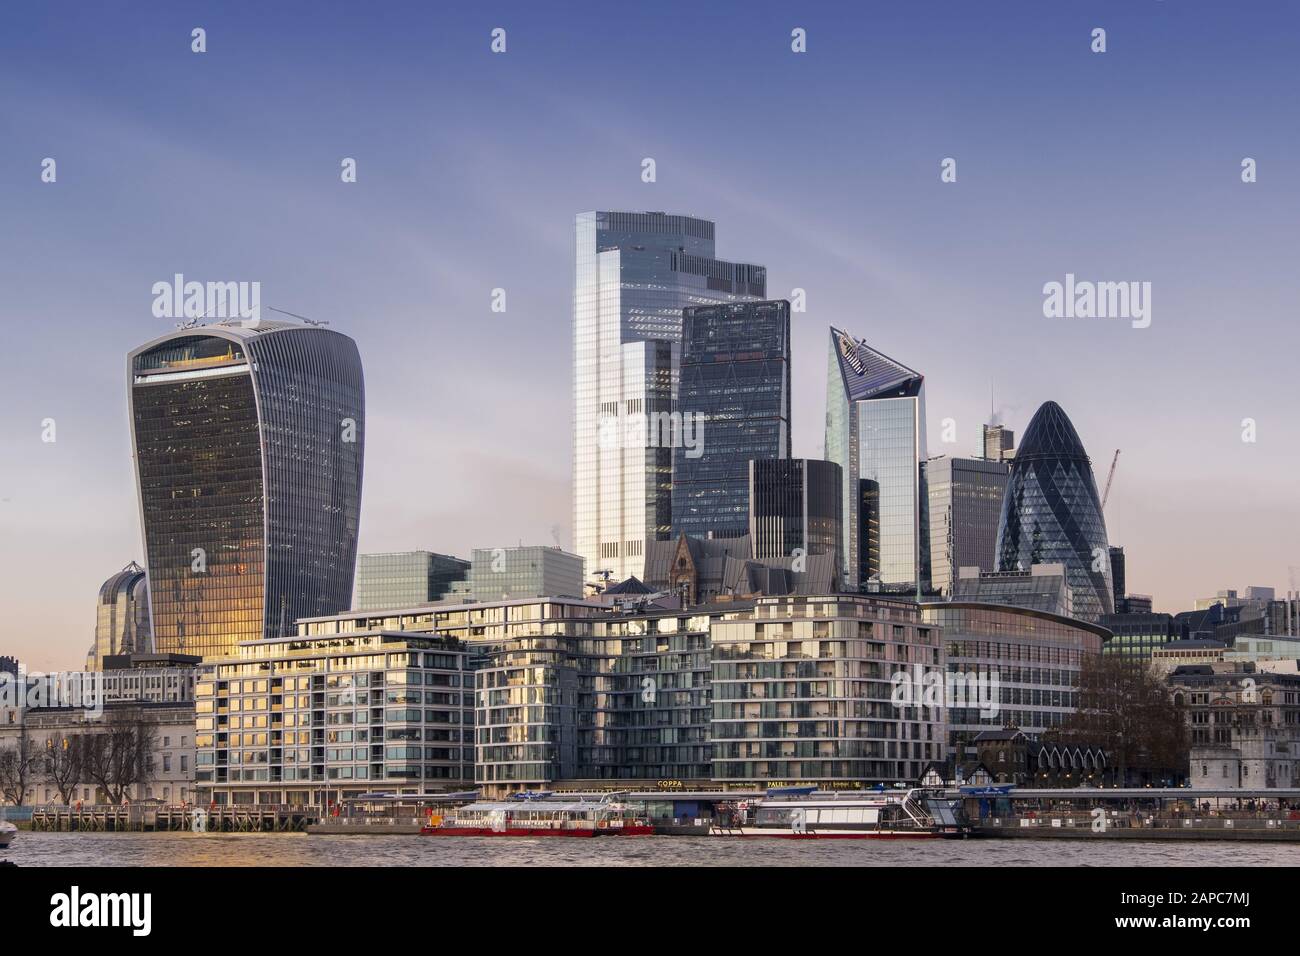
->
[128, 320, 365, 659]
[572, 212, 765, 584]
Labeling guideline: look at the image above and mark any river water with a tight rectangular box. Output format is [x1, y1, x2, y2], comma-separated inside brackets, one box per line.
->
[6, 832, 1300, 866]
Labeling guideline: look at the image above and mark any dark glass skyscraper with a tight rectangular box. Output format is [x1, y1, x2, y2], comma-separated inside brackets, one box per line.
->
[129, 320, 365, 659]
[995, 401, 1113, 622]
[926, 456, 1010, 596]
[749, 458, 842, 570]
[672, 300, 790, 540]
[1109, 545, 1126, 612]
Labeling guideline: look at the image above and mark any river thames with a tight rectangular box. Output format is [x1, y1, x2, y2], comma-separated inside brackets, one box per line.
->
[6, 832, 1300, 866]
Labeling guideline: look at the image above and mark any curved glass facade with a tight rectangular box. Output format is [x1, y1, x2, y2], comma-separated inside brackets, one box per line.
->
[749, 458, 842, 567]
[995, 401, 1113, 621]
[86, 561, 153, 669]
[130, 322, 364, 659]
[922, 602, 1108, 746]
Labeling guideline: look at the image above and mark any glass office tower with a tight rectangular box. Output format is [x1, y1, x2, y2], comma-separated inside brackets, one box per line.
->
[748, 458, 842, 570]
[573, 212, 765, 586]
[672, 299, 790, 541]
[926, 456, 1010, 596]
[995, 400, 1113, 622]
[825, 328, 929, 593]
[129, 320, 365, 659]
[1109, 545, 1126, 612]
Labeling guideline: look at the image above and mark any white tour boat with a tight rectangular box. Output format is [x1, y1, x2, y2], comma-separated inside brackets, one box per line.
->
[711, 787, 969, 839]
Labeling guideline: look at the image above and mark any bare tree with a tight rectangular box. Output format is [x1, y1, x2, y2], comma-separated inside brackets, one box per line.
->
[0, 733, 38, 806]
[1047, 653, 1188, 785]
[44, 733, 88, 805]
[83, 708, 158, 805]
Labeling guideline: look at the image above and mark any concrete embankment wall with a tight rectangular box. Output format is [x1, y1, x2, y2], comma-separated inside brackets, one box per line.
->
[977, 822, 1300, 842]
[306, 822, 423, 835]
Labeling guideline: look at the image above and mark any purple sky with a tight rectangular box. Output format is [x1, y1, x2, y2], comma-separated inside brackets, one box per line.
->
[2, 1, 1298, 670]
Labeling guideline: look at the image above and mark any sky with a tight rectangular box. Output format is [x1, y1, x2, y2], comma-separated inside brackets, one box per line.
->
[2, 1, 1298, 670]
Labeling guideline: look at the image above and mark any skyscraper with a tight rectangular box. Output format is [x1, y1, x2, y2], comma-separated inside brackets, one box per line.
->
[85, 561, 153, 670]
[825, 328, 929, 593]
[1108, 545, 1126, 612]
[129, 320, 365, 659]
[672, 299, 791, 541]
[982, 424, 1015, 462]
[749, 458, 842, 570]
[995, 400, 1113, 621]
[573, 211, 765, 585]
[926, 456, 1010, 596]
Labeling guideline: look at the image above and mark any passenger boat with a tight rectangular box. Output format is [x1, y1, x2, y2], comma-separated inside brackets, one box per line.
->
[711, 787, 969, 839]
[0, 820, 16, 850]
[422, 794, 655, 837]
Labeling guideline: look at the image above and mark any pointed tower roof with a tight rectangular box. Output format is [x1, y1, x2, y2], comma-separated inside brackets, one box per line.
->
[1015, 401, 1090, 463]
[829, 327, 923, 401]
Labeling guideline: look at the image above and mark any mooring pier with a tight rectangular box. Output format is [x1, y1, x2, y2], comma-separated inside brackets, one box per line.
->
[29, 804, 318, 833]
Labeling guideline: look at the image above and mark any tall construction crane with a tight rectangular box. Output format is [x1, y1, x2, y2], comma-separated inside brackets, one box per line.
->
[1101, 449, 1121, 510]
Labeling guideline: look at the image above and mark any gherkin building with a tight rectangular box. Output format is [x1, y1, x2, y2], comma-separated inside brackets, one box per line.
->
[995, 401, 1113, 621]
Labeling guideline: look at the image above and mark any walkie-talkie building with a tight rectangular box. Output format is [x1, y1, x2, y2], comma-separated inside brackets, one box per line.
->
[128, 320, 365, 659]
[995, 400, 1113, 622]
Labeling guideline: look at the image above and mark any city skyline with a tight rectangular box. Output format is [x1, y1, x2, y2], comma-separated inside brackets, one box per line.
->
[4, 2, 1300, 669]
